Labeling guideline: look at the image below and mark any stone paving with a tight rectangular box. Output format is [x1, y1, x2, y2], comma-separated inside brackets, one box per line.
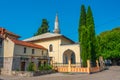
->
[0, 66, 120, 80]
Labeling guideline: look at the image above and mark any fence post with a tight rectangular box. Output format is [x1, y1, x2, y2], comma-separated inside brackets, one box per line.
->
[96, 60, 99, 68]
[87, 60, 91, 74]
[99, 56, 105, 70]
[68, 56, 71, 72]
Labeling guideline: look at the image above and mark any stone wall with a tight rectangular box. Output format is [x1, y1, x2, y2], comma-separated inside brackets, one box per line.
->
[11, 70, 54, 77]
[1, 57, 13, 75]
[12, 57, 21, 71]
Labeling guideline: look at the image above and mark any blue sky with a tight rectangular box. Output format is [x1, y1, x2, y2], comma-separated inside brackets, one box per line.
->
[0, 0, 120, 42]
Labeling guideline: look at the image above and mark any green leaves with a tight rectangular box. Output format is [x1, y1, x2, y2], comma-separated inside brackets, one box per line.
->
[79, 5, 96, 67]
[34, 19, 49, 36]
[97, 27, 120, 59]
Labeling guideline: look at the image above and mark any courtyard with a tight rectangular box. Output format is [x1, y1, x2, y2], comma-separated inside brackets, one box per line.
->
[0, 66, 120, 80]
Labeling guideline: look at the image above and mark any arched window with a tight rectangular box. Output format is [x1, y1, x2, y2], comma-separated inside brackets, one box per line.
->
[49, 44, 53, 52]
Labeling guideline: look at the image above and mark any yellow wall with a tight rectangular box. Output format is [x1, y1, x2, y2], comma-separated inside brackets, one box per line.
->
[2, 38, 14, 74]
[33, 38, 61, 63]
[14, 45, 47, 57]
[3, 38, 15, 57]
[61, 37, 73, 45]
[32, 37, 81, 64]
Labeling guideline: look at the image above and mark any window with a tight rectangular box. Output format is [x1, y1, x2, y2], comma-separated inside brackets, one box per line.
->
[0, 38, 2, 47]
[24, 47, 26, 53]
[38, 61, 41, 67]
[42, 50, 44, 55]
[49, 44, 53, 52]
[32, 49, 35, 54]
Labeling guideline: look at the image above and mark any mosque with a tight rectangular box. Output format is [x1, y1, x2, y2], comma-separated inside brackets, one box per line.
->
[0, 14, 81, 75]
[23, 14, 81, 64]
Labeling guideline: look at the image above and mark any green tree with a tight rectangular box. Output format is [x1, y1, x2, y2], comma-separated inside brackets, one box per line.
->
[80, 26, 88, 67]
[86, 6, 96, 66]
[96, 27, 120, 60]
[79, 5, 86, 42]
[34, 19, 49, 36]
[78, 5, 87, 67]
[79, 5, 96, 67]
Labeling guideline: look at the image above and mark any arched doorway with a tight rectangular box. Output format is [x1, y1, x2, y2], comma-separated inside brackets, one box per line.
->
[63, 49, 76, 64]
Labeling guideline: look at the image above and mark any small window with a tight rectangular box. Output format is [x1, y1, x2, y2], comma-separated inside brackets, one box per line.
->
[24, 47, 26, 53]
[42, 50, 44, 55]
[38, 61, 41, 67]
[49, 44, 53, 52]
[32, 49, 35, 54]
[0, 38, 2, 47]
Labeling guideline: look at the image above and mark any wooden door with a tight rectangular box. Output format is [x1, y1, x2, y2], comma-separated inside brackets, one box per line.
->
[21, 62, 25, 71]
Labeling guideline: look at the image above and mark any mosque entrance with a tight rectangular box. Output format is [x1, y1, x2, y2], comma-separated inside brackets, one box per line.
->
[63, 49, 76, 64]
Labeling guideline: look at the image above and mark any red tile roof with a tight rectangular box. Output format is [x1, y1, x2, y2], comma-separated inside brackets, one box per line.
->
[0, 27, 20, 38]
[10, 38, 47, 50]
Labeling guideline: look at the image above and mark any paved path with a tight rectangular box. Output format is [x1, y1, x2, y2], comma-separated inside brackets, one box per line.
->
[0, 66, 120, 80]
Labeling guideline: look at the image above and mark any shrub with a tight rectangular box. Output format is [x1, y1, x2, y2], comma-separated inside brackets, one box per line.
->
[27, 62, 36, 71]
[38, 65, 44, 71]
[38, 64, 52, 71]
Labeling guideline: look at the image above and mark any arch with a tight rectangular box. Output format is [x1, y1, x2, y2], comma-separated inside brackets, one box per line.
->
[49, 44, 53, 52]
[63, 49, 76, 64]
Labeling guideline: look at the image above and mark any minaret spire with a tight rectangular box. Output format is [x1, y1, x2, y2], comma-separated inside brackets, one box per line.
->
[53, 13, 60, 34]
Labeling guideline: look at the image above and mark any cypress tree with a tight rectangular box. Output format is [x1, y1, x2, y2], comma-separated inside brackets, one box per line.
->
[79, 5, 96, 67]
[86, 6, 96, 66]
[79, 5, 88, 67]
[79, 5, 86, 41]
[34, 19, 49, 36]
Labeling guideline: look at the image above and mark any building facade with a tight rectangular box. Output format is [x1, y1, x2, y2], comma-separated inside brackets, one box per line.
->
[24, 14, 81, 66]
[0, 28, 48, 75]
[0, 14, 81, 75]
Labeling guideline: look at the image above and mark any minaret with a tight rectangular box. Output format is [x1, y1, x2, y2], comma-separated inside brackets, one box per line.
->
[53, 13, 60, 34]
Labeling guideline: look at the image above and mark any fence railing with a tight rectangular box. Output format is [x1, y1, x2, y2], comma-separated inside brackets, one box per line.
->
[52, 61, 104, 74]
[53, 63, 82, 67]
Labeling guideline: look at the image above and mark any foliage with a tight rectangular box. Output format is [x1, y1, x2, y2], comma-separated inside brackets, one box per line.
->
[79, 5, 87, 67]
[27, 62, 36, 71]
[96, 27, 120, 59]
[38, 65, 44, 71]
[79, 5, 96, 67]
[34, 19, 49, 36]
[86, 6, 96, 66]
[16, 69, 19, 71]
[38, 64, 52, 71]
